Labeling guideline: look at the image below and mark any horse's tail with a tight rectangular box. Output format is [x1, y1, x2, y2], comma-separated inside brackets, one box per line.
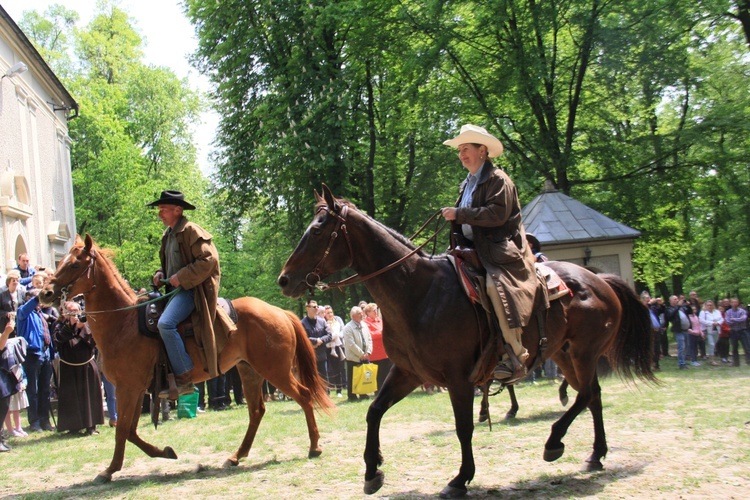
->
[599, 274, 658, 384]
[285, 311, 336, 414]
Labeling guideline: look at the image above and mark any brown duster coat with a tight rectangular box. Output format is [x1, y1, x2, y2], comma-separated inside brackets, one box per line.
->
[158, 216, 236, 377]
[452, 161, 538, 329]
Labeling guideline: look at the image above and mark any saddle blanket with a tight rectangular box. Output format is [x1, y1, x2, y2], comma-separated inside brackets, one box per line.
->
[447, 255, 571, 305]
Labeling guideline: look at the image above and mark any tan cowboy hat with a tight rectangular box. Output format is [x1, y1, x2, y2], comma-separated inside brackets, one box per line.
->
[443, 124, 504, 158]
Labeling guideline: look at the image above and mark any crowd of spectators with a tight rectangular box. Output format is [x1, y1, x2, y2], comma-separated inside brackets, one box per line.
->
[295, 299, 394, 402]
[643, 290, 750, 371]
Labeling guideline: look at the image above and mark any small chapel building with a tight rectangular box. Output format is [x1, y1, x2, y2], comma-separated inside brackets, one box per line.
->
[522, 180, 641, 287]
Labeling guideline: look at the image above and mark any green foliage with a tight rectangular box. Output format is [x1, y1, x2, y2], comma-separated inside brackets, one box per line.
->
[183, 0, 750, 303]
[22, 1, 209, 291]
[21, 0, 750, 306]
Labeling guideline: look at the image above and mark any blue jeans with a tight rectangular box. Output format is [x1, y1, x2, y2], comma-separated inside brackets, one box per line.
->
[157, 288, 195, 376]
[101, 372, 117, 421]
[674, 331, 687, 368]
[23, 354, 52, 427]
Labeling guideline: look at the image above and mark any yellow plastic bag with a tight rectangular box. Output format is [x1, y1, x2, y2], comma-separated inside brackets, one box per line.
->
[351, 363, 378, 395]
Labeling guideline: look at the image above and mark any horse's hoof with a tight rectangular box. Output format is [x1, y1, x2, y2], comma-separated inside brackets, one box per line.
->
[439, 484, 468, 498]
[543, 444, 565, 462]
[93, 472, 111, 484]
[585, 458, 604, 471]
[560, 395, 569, 407]
[503, 412, 517, 421]
[308, 448, 323, 459]
[163, 446, 178, 460]
[363, 470, 384, 495]
[223, 459, 239, 468]
[478, 412, 489, 423]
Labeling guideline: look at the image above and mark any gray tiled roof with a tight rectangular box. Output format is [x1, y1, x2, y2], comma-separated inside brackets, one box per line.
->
[521, 185, 640, 245]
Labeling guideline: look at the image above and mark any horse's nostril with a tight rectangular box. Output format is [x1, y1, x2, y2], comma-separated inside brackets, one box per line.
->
[278, 275, 288, 287]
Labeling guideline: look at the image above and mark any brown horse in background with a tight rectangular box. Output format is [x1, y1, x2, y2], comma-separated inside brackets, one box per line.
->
[40, 234, 333, 483]
[278, 185, 655, 498]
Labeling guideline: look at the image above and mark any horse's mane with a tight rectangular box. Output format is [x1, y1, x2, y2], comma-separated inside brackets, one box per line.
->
[74, 242, 137, 302]
[316, 198, 428, 257]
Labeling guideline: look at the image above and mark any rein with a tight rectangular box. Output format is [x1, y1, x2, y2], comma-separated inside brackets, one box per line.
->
[74, 288, 180, 318]
[314, 207, 448, 291]
[55, 248, 180, 317]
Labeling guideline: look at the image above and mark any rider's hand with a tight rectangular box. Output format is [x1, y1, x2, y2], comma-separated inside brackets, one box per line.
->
[169, 274, 180, 288]
[153, 271, 164, 287]
[441, 207, 457, 221]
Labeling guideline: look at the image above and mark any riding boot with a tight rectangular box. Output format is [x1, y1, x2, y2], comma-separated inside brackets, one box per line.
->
[159, 372, 195, 400]
[492, 344, 526, 382]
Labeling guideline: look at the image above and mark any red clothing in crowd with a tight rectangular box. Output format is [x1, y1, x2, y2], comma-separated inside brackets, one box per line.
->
[364, 315, 387, 361]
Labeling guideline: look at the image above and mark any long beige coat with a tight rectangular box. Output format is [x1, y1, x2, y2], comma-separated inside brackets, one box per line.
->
[158, 216, 236, 377]
[452, 162, 538, 329]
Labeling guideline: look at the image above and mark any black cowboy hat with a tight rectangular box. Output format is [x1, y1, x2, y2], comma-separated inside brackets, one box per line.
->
[146, 190, 196, 210]
[526, 232, 541, 252]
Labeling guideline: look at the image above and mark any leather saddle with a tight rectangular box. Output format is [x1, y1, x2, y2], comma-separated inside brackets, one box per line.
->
[447, 248, 571, 309]
[138, 291, 238, 339]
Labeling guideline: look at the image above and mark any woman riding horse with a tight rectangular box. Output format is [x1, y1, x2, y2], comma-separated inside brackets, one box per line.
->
[440, 124, 539, 382]
[278, 184, 655, 498]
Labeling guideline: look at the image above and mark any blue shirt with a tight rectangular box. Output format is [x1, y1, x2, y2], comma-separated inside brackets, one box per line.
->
[16, 296, 51, 360]
[15, 265, 36, 287]
[459, 164, 485, 241]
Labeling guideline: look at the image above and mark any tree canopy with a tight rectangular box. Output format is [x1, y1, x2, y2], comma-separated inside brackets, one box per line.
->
[21, 0, 750, 312]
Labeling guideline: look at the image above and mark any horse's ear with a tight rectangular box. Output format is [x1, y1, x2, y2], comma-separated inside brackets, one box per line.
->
[74, 234, 84, 246]
[84, 234, 94, 252]
[314, 189, 324, 204]
[321, 183, 337, 211]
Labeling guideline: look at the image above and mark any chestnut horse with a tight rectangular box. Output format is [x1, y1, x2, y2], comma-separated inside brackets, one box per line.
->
[277, 185, 655, 498]
[40, 235, 333, 483]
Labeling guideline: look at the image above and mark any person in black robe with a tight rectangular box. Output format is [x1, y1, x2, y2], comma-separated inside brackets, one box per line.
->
[52, 302, 104, 435]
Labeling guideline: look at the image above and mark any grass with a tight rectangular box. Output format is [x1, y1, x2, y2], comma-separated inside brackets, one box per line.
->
[3, 356, 750, 498]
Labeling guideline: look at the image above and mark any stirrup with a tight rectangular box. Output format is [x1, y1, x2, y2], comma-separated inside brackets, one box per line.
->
[492, 361, 515, 381]
[493, 347, 526, 382]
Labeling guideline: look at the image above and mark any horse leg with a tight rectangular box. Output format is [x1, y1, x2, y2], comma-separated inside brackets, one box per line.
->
[553, 351, 579, 405]
[478, 383, 489, 423]
[439, 381, 477, 498]
[95, 389, 140, 483]
[95, 390, 177, 483]
[558, 379, 570, 407]
[505, 384, 519, 420]
[543, 356, 594, 463]
[584, 376, 607, 471]
[224, 361, 265, 467]
[268, 364, 324, 459]
[363, 366, 422, 495]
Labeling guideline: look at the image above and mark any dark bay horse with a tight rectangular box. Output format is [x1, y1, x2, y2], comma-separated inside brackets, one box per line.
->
[40, 234, 333, 483]
[277, 185, 655, 497]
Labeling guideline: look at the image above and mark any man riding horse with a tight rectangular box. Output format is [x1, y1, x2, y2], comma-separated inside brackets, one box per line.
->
[147, 190, 236, 398]
[440, 125, 540, 382]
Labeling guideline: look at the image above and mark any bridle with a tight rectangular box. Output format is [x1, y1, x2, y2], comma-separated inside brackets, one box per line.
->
[308, 204, 447, 291]
[56, 247, 98, 305]
[305, 204, 354, 288]
[52, 246, 179, 318]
